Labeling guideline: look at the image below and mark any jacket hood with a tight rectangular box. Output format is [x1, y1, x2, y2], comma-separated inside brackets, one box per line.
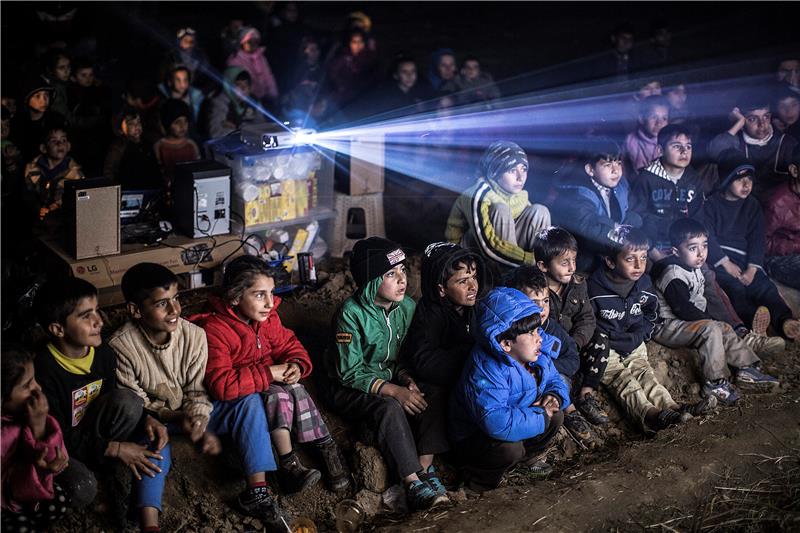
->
[420, 242, 489, 302]
[475, 287, 560, 365]
[590, 266, 649, 298]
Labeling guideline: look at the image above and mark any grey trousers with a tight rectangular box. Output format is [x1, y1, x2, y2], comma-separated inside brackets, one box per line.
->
[653, 318, 759, 381]
[489, 202, 552, 252]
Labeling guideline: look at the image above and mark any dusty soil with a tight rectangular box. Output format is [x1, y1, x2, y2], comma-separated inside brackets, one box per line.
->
[55, 256, 800, 533]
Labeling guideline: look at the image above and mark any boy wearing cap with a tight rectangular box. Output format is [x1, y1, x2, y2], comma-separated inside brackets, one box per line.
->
[703, 150, 800, 341]
[153, 98, 200, 192]
[323, 237, 449, 510]
[445, 140, 551, 271]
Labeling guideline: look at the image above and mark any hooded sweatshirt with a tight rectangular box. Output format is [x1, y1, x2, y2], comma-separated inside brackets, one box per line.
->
[624, 128, 662, 173]
[191, 294, 312, 402]
[328, 273, 416, 395]
[703, 192, 766, 270]
[401, 243, 488, 388]
[449, 287, 570, 444]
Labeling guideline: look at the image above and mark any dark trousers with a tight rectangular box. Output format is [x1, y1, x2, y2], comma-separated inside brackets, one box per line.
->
[454, 411, 564, 489]
[325, 382, 449, 479]
[715, 267, 792, 335]
[579, 331, 611, 390]
[58, 389, 144, 508]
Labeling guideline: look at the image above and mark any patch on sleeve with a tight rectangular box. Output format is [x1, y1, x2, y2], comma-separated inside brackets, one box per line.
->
[336, 332, 353, 344]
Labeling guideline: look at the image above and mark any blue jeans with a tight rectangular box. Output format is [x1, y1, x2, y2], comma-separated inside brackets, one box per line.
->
[136, 394, 276, 510]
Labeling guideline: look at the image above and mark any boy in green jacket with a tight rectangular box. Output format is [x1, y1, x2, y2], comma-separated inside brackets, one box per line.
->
[323, 237, 449, 510]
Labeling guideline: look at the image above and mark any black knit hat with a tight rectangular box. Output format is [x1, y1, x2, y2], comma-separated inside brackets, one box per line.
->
[160, 98, 192, 130]
[350, 237, 406, 287]
[717, 149, 755, 192]
[478, 140, 528, 182]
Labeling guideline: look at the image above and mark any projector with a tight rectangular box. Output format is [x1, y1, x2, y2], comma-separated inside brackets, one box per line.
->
[240, 124, 316, 150]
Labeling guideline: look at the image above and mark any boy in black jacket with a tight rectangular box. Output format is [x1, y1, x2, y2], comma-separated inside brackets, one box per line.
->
[704, 151, 800, 341]
[402, 242, 488, 390]
[33, 278, 167, 522]
[588, 228, 712, 433]
[631, 124, 704, 261]
[505, 265, 599, 445]
[651, 219, 780, 406]
[533, 226, 609, 426]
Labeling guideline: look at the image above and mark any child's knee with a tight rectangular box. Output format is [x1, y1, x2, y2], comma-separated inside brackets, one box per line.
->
[107, 389, 145, 422]
[494, 441, 526, 468]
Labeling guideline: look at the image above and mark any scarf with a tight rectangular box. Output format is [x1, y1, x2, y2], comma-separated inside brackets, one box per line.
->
[742, 127, 774, 147]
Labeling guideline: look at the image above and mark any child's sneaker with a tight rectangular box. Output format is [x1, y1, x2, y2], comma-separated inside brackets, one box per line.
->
[751, 306, 771, 336]
[406, 479, 447, 511]
[277, 452, 322, 494]
[736, 365, 781, 391]
[702, 378, 740, 406]
[563, 411, 594, 441]
[237, 486, 286, 530]
[743, 332, 786, 356]
[678, 394, 718, 420]
[520, 459, 553, 479]
[574, 393, 610, 425]
[419, 465, 447, 497]
[647, 409, 683, 432]
[316, 437, 351, 491]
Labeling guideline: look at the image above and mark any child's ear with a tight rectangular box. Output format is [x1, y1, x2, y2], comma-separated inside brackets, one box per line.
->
[230, 297, 240, 307]
[39, 143, 47, 155]
[670, 246, 679, 256]
[602, 256, 616, 270]
[47, 322, 65, 338]
[437, 283, 446, 298]
[584, 163, 594, 177]
[499, 339, 513, 353]
[536, 260, 548, 272]
[127, 302, 142, 320]
[789, 163, 799, 179]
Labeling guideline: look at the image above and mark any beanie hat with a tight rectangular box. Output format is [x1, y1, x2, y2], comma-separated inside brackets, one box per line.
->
[177, 27, 196, 40]
[350, 237, 406, 287]
[478, 141, 528, 182]
[238, 26, 261, 45]
[19, 73, 53, 106]
[160, 98, 191, 130]
[717, 149, 755, 192]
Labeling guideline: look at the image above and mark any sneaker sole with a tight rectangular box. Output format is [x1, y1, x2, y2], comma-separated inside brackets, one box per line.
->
[751, 306, 771, 336]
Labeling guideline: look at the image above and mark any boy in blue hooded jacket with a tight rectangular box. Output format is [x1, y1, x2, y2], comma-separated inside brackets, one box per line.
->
[449, 287, 569, 492]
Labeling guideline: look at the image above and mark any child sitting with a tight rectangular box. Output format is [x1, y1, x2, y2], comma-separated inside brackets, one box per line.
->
[651, 219, 780, 406]
[703, 151, 800, 341]
[2, 348, 70, 531]
[449, 287, 569, 491]
[454, 56, 501, 107]
[445, 140, 551, 271]
[154, 98, 200, 192]
[109, 263, 285, 531]
[588, 227, 713, 433]
[764, 144, 800, 290]
[323, 237, 449, 510]
[402, 242, 487, 390]
[23, 125, 84, 221]
[631, 123, 704, 260]
[552, 137, 642, 272]
[103, 108, 162, 190]
[226, 26, 279, 105]
[192, 255, 349, 493]
[623, 95, 670, 174]
[505, 266, 597, 444]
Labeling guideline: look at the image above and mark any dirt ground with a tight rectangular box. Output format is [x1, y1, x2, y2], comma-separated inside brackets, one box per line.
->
[54, 256, 800, 533]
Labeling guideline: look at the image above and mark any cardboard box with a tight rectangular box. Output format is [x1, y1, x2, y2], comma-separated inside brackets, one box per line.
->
[40, 234, 246, 292]
[334, 135, 385, 196]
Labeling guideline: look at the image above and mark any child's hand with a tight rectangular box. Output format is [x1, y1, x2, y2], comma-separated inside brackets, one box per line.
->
[115, 442, 164, 480]
[181, 414, 208, 442]
[282, 363, 301, 385]
[143, 415, 169, 451]
[200, 431, 222, 455]
[739, 266, 757, 286]
[388, 384, 428, 415]
[720, 259, 743, 281]
[26, 390, 49, 440]
[729, 107, 746, 124]
[270, 364, 289, 384]
[35, 446, 68, 474]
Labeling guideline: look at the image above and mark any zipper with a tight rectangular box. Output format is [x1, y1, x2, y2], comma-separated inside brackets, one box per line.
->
[382, 307, 395, 376]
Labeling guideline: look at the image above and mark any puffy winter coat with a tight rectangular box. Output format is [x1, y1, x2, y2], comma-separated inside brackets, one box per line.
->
[191, 294, 311, 401]
[765, 182, 800, 257]
[449, 287, 570, 444]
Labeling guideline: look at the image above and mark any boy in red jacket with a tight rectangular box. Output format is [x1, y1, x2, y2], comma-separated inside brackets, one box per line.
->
[193, 255, 349, 493]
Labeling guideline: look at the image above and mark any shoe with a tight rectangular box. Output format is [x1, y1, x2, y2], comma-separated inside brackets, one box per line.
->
[317, 438, 351, 492]
[237, 486, 286, 531]
[647, 409, 683, 432]
[736, 365, 781, 389]
[751, 306, 771, 336]
[702, 378, 740, 406]
[419, 465, 447, 497]
[743, 332, 786, 356]
[520, 460, 553, 479]
[277, 452, 322, 494]
[575, 393, 610, 425]
[406, 479, 448, 511]
[679, 394, 718, 418]
[783, 319, 800, 341]
[564, 411, 593, 441]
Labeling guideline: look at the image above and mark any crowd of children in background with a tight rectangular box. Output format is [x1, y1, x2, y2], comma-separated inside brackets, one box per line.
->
[2, 3, 800, 532]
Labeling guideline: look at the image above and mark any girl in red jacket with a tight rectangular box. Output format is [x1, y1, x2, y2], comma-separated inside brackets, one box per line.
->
[2, 348, 70, 530]
[194, 255, 349, 493]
